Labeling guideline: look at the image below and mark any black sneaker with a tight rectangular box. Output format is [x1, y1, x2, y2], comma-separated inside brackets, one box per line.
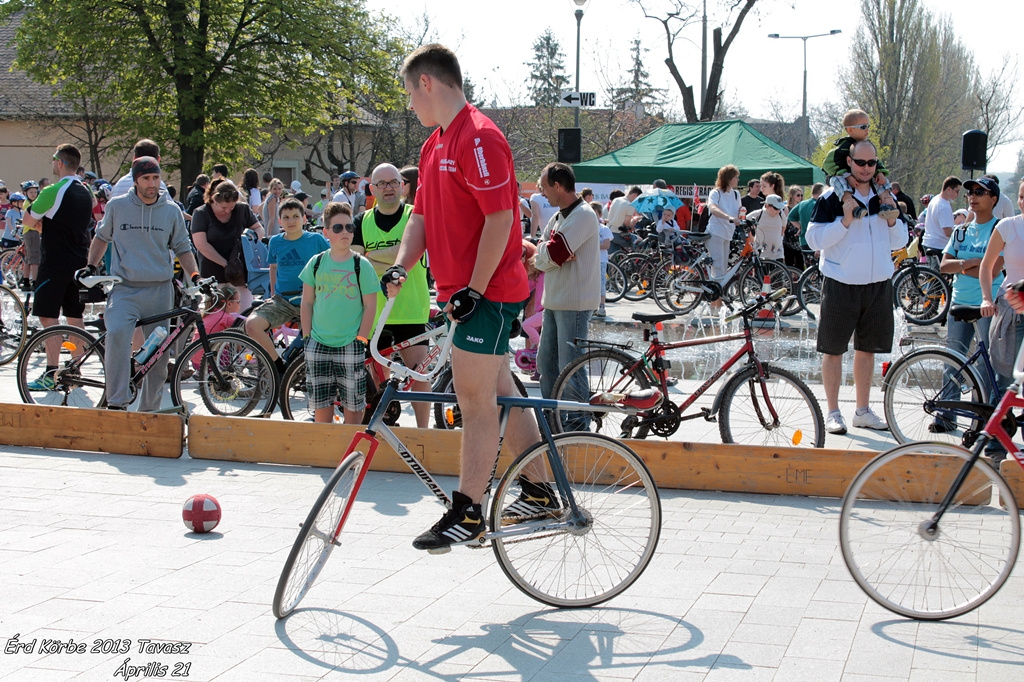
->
[928, 418, 955, 433]
[502, 479, 562, 523]
[412, 491, 484, 553]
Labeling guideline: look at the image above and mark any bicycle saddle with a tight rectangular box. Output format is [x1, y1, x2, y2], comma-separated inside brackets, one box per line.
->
[679, 232, 711, 242]
[631, 312, 677, 324]
[949, 305, 983, 323]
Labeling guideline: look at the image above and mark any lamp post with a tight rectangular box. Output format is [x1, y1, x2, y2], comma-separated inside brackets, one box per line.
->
[573, 0, 588, 128]
[768, 29, 842, 158]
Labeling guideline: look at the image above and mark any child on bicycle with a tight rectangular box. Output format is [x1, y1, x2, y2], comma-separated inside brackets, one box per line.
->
[2, 191, 25, 249]
[822, 109, 900, 221]
[299, 202, 377, 424]
[244, 197, 328, 375]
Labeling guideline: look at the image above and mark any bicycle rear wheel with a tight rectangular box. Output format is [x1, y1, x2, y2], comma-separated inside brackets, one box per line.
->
[16, 325, 106, 408]
[893, 266, 950, 325]
[432, 365, 527, 429]
[840, 442, 1019, 619]
[273, 451, 367, 618]
[717, 363, 825, 448]
[490, 433, 661, 607]
[796, 263, 822, 320]
[550, 348, 655, 438]
[0, 248, 24, 288]
[0, 284, 27, 365]
[604, 261, 626, 303]
[172, 331, 278, 417]
[658, 262, 707, 314]
[882, 349, 985, 445]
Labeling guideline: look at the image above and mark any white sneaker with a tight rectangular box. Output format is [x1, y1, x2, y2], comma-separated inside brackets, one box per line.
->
[852, 407, 889, 431]
[825, 411, 847, 435]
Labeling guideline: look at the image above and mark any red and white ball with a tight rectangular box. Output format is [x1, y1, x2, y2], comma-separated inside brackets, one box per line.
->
[182, 494, 222, 533]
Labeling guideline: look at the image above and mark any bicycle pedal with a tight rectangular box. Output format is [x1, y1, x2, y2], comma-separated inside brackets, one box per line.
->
[426, 546, 452, 555]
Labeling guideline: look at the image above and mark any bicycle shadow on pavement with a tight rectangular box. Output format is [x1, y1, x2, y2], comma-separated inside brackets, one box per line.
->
[275, 606, 749, 679]
[871, 618, 1024, 666]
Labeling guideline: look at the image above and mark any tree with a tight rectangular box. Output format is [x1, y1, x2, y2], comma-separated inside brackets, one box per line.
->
[634, 0, 758, 122]
[1, 0, 405, 187]
[610, 38, 665, 113]
[526, 29, 570, 107]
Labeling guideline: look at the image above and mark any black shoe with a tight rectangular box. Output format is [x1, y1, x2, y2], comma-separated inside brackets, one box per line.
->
[928, 416, 954, 433]
[413, 491, 484, 553]
[502, 479, 562, 524]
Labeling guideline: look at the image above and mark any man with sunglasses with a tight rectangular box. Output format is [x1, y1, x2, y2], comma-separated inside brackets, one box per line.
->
[352, 162, 432, 428]
[822, 109, 899, 221]
[922, 176, 963, 260]
[331, 171, 366, 217]
[807, 139, 908, 436]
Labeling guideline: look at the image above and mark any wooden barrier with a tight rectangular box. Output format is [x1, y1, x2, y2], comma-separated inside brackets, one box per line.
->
[188, 415, 884, 498]
[0, 402, 184, 458]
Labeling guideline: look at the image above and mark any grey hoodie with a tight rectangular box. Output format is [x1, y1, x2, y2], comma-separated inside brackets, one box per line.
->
[97, 188, 191, 285]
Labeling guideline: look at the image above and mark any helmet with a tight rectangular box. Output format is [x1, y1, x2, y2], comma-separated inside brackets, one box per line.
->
[340, 171, 359, 182]
[21, 180, 39, 190]
[96, 183, 112, 200]
[9, 192, 26, 201]
[920, 194, 932, 204]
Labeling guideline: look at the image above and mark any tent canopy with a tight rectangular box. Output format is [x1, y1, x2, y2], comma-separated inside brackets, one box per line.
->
[573, 120, 825, 187]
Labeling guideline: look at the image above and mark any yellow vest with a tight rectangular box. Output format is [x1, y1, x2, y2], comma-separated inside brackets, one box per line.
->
[362, 204, 429, 326]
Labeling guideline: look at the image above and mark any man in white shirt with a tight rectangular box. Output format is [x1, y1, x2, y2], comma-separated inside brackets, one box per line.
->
[922, 176, 962, 258]
[331, 171, 365, 216]
[985, 174, 1017, 220]
[528, 184, 559, 240]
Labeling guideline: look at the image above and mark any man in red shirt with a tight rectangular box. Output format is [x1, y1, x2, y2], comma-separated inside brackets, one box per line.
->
[384, 44, 544, 553]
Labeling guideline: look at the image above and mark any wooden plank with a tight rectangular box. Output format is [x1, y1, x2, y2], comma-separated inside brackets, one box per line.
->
[1000, 457, 1024, 507]
[0, 402, 183, 458]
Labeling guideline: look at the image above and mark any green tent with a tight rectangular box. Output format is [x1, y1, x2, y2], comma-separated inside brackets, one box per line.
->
[573, 120, 825, 186]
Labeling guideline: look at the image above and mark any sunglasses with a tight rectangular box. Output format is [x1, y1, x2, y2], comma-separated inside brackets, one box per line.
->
[965, 188, 993, 197]
[329, 223, 355, 233]
[851, 158, 878, 167]
[848, 124, 870, 130]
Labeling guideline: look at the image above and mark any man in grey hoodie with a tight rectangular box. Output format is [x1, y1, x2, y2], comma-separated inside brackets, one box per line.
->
[78, 157, 199, 410]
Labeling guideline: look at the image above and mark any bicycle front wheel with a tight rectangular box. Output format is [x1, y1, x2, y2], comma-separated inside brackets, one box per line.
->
[893, 266, 950, 325]
[604, 261, 626, 303]
[0, 284, 27, 365]
[172, 331, 279, 417]
[840, 442, 1020, 620]
[659, 262, 707, 314]
[0, 248, 24, 288]
[490, 433, 661, 608]
[796, 263, 822, 320]
[882, 349, 985, 445]
[432, 365, 526, 429]
[718, 363, 825, 448]
[16, 325, 106, 408]
[273, 451, 367, 618]
[550, 348, 655, 438]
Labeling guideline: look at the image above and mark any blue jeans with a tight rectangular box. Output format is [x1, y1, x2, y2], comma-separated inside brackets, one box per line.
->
[537, 308, 592, 400]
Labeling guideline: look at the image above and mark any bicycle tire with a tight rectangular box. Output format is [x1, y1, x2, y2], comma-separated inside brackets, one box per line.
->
[432, 365, 527, 429]
[490, 432, 661, 607]
[273, 451, 367, 618]
[550, 348, 655, 438]
[839, 441, 1019, 620]
[279, 358, 309, 420]
[0, 284, 27, 365]
[778, 265, 804, 317]
[16, 325, 107, 408]
[737, 260, 791, 307]
[893, 266, 950, 325]
[0, 248, 24, 288]
[796, 263, 822, 320]
[604, 261, 626, 303]
[171, 331, 279, 417]
[717, 363, 825, 448]
[621, 253, 655, 301]
[658, 262, 707, 314]
[882, 348, 985, 445]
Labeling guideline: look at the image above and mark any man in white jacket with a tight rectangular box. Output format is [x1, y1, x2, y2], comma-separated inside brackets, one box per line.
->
[807, 140, 907, 435]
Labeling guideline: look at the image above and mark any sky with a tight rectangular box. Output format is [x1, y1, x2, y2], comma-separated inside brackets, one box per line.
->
[389, 0, 1021, 172]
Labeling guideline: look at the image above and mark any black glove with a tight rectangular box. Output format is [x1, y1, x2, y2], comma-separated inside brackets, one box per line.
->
[448, 287, 482, 323]
[380, 265, 407, 296]
[75, 264, 98, 282]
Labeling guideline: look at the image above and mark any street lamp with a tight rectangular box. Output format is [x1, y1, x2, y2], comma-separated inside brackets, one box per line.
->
[573, 0, 588, 128]
[768, 29, 842, 158]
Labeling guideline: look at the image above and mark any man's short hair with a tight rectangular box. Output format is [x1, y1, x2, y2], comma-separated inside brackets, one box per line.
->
[842, 109, 869, 126]
[279, 197, 305, 216]
[811, 182, 825, 197]
[942, 176, 962, 192]
[590, 201, 603, 216]
[261, 172, 273, 183]
[400, 43, 463, 90]
[652, 179, 668, 189]
[609, 189, 625, 201]
[580, 187, 594, 198]
[628, 186, 643, 197]
[747, 179, 759, 189]
[850, 139, 877, 158]
[132, 139, 160, 159]
[212, 163, 229, 177]
[193, 173, 211, 188]
[891, 182, 902, 192]
[543, 162, 575, 192]
[55, 143, 82, 170]
[323, 202, 353, 224]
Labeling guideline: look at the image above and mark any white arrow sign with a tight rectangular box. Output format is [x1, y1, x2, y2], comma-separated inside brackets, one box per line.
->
[559, 91, 596, 107]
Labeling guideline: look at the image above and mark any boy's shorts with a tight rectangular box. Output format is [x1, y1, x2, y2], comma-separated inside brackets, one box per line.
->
[252, 294, 300, 329]
[304, 337, 366, 412]
[439, 296, 524, 355]
[22, 230, 41, 265]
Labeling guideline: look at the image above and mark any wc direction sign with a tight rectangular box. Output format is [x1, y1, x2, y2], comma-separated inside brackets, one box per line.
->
[560, 91, 596, 107]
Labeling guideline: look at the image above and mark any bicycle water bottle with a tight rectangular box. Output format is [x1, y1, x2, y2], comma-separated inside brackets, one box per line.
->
[738, 207, 747, 222]
[135, 326, 168, 364]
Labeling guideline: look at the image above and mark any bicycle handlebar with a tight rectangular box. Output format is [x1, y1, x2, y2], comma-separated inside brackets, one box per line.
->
[370, 297, 455, 383]
[723, 287, 788, 323]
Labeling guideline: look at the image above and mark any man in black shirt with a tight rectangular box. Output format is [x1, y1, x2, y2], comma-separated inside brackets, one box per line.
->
[741, 178, 764, 214]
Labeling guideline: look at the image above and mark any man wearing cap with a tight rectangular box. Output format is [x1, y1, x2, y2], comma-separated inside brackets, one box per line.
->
[332, 171, 365, 216]
[77, 157, 199, 410]
[807, 140, 907, 435]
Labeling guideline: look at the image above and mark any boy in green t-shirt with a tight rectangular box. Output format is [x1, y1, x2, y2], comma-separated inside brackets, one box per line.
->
[299, 203, 378, 424]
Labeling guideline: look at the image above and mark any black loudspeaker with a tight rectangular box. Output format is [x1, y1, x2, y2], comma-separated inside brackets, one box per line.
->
[962, 129, 988, 171]
[558, 128, 582, 164]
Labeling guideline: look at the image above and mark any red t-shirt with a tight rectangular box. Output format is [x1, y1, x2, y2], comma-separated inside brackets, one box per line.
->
[413, 104, 529, 303]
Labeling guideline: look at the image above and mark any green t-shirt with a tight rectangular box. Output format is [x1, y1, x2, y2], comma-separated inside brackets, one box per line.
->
[299, 250, 378, 347]
[792, 197, 818, 247]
